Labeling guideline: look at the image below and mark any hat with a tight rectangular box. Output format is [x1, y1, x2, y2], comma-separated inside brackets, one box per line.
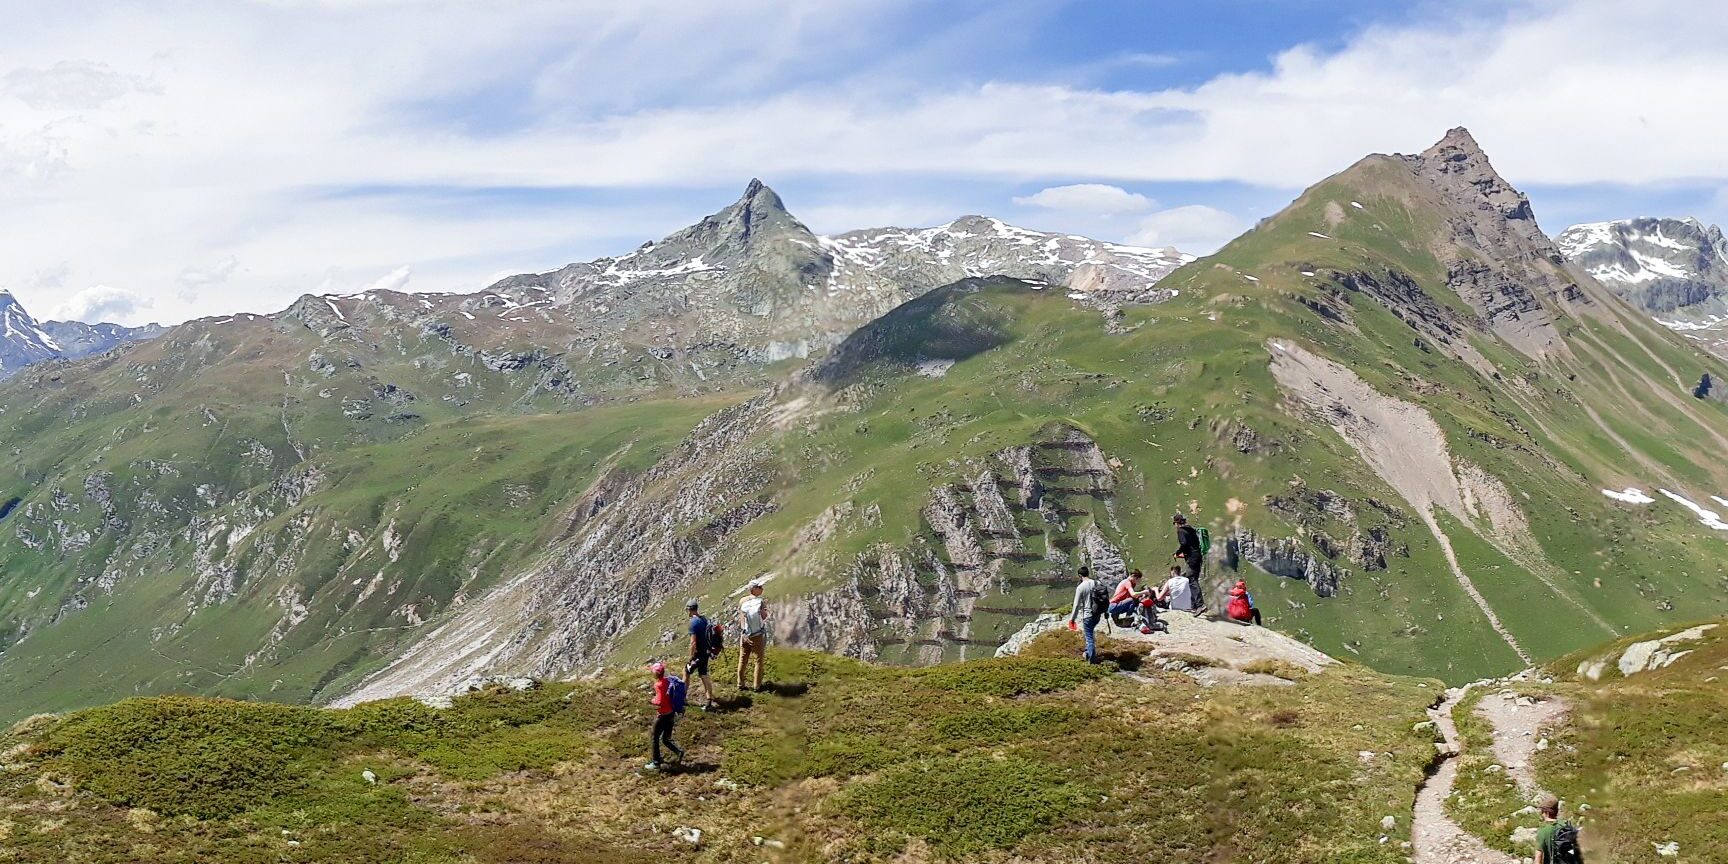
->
[685, 598, 699, 609]
[1234, 580, 1247, 589]
[1172, 513, 1188, 524]
[649, 662, 666, 675]
[747, 578, 765, 590]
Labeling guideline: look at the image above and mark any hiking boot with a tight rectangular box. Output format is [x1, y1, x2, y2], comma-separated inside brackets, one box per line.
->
[644, 761, 661, 772]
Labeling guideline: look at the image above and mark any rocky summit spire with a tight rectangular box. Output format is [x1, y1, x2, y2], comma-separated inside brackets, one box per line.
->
[1397, 127, 1586, 359]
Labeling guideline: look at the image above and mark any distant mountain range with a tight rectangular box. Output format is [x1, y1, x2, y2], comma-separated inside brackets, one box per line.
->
[0, 290, 165, 378]
[1556, 217, 1728, 360]
[1, 130, 1726, 724]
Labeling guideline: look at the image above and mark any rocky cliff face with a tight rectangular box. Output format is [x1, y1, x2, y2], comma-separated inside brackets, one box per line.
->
[1556, 217, 1728, 359]
[1399, 127, 1591, 360]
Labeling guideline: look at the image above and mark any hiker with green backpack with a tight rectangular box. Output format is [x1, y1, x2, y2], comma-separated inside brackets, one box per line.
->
[1172, 513, 1209, 612]
[1535, 795, 1585, 864]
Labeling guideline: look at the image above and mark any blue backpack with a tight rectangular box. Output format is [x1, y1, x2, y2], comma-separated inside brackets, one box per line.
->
[665, 675, 688, 714]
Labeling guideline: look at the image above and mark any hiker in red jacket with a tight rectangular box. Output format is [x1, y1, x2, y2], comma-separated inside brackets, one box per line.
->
[1226, 580, 1263, 626]
[646, 662, 684, 771]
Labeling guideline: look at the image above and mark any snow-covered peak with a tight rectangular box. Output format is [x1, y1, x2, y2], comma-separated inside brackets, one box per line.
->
[1557, 217, 1728, 359]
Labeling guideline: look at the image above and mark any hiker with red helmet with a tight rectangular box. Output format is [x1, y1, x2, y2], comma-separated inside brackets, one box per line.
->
[645, 662, 686, 771]
[1226, 579, 1263, 626]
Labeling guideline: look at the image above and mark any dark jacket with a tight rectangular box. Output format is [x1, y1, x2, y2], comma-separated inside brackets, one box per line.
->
[1175, 524, 1202, 561]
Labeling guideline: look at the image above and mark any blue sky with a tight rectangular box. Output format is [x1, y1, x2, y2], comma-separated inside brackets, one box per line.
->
[3, 0, 1727, 325]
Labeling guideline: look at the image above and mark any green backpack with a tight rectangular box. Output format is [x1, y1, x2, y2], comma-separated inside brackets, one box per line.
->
[1196, 526, 1211, 556]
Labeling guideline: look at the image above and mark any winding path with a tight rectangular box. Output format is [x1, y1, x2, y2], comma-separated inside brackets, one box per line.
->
[1411, 688, 1516, 864]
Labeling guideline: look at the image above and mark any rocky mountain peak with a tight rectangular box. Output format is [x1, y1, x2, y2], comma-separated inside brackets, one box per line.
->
[1409, 126, 1538, 227]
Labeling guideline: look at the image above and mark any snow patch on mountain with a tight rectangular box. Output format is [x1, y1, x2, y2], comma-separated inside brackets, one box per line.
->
[1602, 488, 1655, 504]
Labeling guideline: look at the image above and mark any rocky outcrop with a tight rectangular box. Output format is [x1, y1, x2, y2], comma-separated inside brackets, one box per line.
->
[1225, 529, 1347, 597]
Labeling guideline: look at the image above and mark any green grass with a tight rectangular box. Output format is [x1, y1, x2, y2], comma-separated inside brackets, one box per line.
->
[0, 645, 1442, 863]
[1532, 621, 1728, 861]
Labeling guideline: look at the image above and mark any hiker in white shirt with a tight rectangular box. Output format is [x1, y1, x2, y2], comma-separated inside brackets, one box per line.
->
[737, 578, 769, 691]
[1158, 565, 1198, 613]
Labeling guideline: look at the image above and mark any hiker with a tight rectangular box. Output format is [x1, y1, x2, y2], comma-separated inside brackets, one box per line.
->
[646, 662, 685, 771]
[737, 578, 769, 692]
[1065, 565, 1107, 663]
[1157, 565, 1198, 613]
[1226, 579, 1263, 625]
[1109, 568, 1158, 633]
[686, 599, 717, 711]
[1534, 795, 1584, 864]
[1172, 514, 1205, 607]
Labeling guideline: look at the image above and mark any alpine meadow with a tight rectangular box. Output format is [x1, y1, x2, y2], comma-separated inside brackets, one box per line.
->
[3, 3, 1728, 861]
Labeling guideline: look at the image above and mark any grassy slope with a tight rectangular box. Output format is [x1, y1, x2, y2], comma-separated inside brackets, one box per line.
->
[1440, 620, 1728, 860]
[1534, 621, 1728, 861]
[0, 399, 723, 721]
[617, 161, 1728, 683]
[0, 642, 1440, 863]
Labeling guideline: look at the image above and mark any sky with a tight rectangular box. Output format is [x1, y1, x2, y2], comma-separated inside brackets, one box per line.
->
[4, 0, 1728, 326]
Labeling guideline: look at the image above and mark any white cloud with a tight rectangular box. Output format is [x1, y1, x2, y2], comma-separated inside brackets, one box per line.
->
[1126, 205, 1245, 255]
[3, 0, 1728, 323]
[358, 265, 412, 294]
[1013, 184, 1152, 214]
[1, 60, 153, 109]
[48, 285, 153, 325]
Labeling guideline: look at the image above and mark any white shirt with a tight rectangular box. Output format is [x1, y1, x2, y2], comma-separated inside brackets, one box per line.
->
[1161, 575, 1195, 611]
[740, 595, 766, 635]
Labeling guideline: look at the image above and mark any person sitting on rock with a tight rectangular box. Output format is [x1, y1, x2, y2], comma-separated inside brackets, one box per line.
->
[1226, 579, 1263, 626]
[1156, 565, 1198, 613]
[1108, 569, 1158, 633]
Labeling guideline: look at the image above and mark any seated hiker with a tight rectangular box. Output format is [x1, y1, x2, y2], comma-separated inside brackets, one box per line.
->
[1108, 569, 1160, 633]
[1226, 579, 1263, 626]
[1157, 565, 1198, 613]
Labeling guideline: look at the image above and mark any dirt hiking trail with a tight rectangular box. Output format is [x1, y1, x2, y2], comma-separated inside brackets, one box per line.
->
[1413, 687, 1517, 864]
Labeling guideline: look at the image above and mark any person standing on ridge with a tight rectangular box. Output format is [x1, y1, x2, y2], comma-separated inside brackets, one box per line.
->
[737, 579, 769, 692]
[685, 599, 717, 711]
[645, 662, 684, 771]
[1172, 513, 1206, 611]
[1066, 566, 1106, 663]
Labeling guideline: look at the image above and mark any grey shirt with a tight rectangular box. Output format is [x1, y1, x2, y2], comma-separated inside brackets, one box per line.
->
[1069, 578, 1101, 622]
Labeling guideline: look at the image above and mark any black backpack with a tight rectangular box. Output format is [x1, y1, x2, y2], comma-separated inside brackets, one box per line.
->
[1551, 822, 1583, 864]
[1087, 579, 1111, 614]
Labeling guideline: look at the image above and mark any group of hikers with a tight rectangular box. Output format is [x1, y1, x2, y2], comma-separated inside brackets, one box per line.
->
[1064, 513, 1263, 663]
[644, 578, 770, 771]
[638, 514, 1590, 862]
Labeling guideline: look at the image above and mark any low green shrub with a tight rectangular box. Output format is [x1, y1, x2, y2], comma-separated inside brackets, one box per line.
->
[841, 754, 1095, 856]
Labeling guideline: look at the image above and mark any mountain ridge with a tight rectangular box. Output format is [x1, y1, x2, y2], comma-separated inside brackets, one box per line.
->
[0, 289, 166, 379]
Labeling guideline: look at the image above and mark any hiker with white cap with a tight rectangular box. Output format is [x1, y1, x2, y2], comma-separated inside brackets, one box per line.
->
[737, 578, 769, 692]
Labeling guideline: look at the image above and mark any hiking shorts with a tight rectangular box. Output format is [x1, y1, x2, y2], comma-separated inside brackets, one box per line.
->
[687, 654, 710, 678]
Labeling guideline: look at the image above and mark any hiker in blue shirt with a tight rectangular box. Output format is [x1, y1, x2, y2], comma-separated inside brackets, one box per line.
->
[685, 599, 717, 712]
